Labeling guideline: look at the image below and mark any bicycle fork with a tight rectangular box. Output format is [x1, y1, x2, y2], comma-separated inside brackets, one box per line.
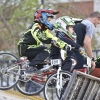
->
[56, 66, 63, 91]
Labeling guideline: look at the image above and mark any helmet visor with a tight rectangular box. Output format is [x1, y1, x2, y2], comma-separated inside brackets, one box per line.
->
[47, 13, 54, 18]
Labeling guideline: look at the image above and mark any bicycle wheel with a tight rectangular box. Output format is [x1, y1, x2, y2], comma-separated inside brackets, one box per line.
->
[16, 72, 48, 96]
[0, 53, 20, 90]
[44, 70, 72, 100]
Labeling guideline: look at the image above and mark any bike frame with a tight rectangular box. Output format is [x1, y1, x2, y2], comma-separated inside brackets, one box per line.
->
[31, 69, 56, 83]
[55, 49, 92, 97]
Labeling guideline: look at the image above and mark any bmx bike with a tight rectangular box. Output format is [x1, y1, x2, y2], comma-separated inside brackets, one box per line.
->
[43, 48, 92, 100]
[0, 52, 58, 95]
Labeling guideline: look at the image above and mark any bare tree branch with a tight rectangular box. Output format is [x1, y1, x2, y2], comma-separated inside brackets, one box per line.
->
[0, 14, 13, 35]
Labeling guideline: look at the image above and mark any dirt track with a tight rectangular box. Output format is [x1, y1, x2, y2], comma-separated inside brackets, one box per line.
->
[0, 90, 27, 100]
[0, 90, 44, 100]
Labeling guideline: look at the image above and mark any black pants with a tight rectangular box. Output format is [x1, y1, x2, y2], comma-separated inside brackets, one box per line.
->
[66, 50, 87, 69]
[20, 46, 49, 67]
[62, 57, 73, 71]
[50, 44, 61, 59]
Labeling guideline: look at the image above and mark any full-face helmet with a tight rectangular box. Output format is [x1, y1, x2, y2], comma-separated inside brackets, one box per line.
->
[54, 16, 82, 40]
[34, 9, 59, 30]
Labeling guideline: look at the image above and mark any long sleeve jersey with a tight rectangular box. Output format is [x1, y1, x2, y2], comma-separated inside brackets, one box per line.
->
[18, 22, 67, 49]
[56, 31, 80, 49]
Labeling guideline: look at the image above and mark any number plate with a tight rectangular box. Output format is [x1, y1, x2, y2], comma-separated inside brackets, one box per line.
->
[51, 59, 61, 66]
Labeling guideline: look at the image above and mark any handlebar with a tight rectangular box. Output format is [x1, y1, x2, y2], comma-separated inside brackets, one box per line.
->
[51, 40, 90, 59]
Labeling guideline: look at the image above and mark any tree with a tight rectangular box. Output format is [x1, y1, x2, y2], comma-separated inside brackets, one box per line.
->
[0, 0, 38, 55]
[0, 0, 100, 55]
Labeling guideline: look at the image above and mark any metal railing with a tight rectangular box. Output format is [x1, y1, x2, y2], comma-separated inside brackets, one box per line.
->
[61, 70, 100, 100]
[93, 49, 100, 59]
[0, 50, 100, 96]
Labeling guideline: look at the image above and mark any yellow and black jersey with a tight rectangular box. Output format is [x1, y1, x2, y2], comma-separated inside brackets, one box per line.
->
[18, 22, 67, 50]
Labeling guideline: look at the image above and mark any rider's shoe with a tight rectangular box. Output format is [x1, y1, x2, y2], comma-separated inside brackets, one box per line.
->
[25, 67, 41, 74]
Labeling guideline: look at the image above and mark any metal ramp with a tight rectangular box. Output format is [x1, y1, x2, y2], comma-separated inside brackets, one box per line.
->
[61, 70, 100, 100]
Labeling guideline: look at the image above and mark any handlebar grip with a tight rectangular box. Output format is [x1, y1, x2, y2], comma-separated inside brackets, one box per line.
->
[65, 45, 72, 51]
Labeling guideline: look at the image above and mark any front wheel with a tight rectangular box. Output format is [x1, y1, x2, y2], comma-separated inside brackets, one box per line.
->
[44, 70, 72, 100]
[0, 53, 20, 90]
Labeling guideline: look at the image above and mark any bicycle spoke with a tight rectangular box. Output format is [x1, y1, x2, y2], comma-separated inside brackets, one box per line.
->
[44, 71, 71, 100]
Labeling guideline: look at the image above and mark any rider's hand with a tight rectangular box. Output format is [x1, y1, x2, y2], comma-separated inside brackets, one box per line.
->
[91, 61, 96, 72]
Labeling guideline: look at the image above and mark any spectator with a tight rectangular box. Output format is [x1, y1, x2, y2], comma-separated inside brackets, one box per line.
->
[74, 11, 100, 71]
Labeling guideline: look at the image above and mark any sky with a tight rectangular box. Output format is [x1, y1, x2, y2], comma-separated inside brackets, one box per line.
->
[60, 0, 69, 2]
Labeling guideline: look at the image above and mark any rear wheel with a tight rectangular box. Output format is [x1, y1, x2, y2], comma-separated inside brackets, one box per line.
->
[16, 72, 49, 95]
[0, 53, 20, 90]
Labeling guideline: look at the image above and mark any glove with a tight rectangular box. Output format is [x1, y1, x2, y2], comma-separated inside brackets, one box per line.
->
[65, 44, 72, 51]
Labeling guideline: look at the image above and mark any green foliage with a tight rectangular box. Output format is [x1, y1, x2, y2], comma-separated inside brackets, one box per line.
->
[0, 0, 38, 54]
[92, 32, 100, 50]
[13, 0, 38, 19]
[0, 0, 100, 54]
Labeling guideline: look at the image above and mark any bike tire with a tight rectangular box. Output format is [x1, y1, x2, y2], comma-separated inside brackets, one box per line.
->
[16, 72, 49, 96]
[0, 53, 20, 90]
[44, 70, 72, 100]
[16, 80, 44, 96]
